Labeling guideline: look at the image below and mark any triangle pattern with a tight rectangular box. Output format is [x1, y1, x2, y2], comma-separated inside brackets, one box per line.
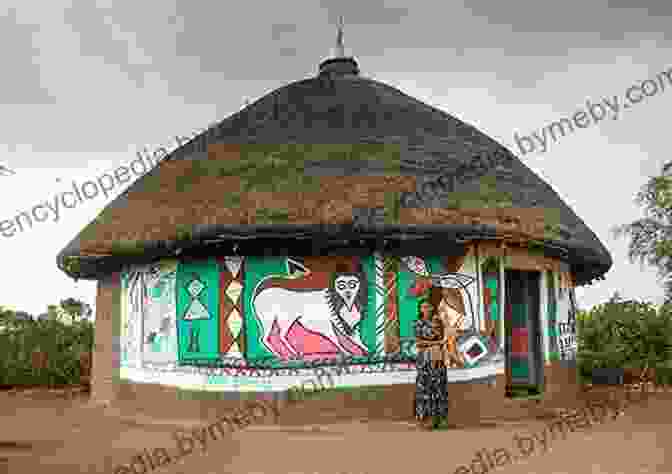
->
[235, 315, 245, 355]
[224, 256, 243, 279]
[183, 298, 210, 320]
[219, 271, 233, 293]
[228, 340, 241, 355]
[225, 280, 243, 304]
[227, 307, 243, 340]
[219, 298, 235, 353]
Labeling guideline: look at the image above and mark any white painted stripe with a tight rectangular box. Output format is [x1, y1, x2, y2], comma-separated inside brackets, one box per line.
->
[119, 362, 504, 391]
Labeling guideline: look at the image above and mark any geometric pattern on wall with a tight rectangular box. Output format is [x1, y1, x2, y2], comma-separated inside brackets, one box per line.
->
[560, 286, 578, 361]
[383, 256, 400, 354]
[373, 252, 386, 355]
[182, 277, 210, 320]
[217, 256, 245, 357]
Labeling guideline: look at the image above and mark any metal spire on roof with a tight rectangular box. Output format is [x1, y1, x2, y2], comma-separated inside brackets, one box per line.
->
[335, 16, 345, 57]
[319, 16, 359, 76]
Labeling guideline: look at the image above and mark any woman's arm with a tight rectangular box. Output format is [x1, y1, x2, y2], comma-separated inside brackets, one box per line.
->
[415, 318, 453, 349]
[434, 314, 460, 341]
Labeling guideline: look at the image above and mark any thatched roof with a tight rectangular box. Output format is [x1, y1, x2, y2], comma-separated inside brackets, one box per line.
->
[56, 56, 611, 285]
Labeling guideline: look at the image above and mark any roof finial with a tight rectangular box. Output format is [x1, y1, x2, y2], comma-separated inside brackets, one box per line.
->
[318, 16, 359, 76]
[335, 15, 345, 57]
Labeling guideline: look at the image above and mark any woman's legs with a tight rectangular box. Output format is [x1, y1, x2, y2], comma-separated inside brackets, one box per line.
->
[415, 357, 451, 431]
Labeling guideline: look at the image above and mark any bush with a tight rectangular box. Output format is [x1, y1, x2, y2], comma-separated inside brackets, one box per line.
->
[577, 295, 672, 382]
[0, 316, 94, 386]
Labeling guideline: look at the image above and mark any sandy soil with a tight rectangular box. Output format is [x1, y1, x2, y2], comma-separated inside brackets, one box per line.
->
[1, 386, 671, 474]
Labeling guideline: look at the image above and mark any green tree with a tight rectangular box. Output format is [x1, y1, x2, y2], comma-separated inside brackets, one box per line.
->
[0, 306, 15, 322]
[46, 304, 61, 320]
[613, 161, 672, 304]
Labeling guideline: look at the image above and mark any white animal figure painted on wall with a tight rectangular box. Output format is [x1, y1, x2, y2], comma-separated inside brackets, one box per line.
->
[251, 260, 369, 360]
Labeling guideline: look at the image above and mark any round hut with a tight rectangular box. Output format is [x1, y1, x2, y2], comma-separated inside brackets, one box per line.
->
[56, 29, 611, 425]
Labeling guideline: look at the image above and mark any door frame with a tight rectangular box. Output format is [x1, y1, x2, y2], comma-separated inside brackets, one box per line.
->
[504, 269, 545, 395]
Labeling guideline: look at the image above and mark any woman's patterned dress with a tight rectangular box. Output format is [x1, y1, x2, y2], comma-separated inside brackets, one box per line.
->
[414, 318, 449, 420]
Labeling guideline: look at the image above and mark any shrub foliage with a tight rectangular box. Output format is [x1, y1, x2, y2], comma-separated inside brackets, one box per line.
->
[577, 293, 672, 384]
[0, 303, 94, 386]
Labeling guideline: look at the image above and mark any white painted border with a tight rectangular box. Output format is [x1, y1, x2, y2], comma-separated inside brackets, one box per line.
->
[119, 362, 505, 391]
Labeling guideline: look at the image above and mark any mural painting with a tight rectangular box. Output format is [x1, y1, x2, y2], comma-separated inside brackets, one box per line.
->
[402, 252, 503, 374]
[217, 256, 246, 358]
[245, 256, 370, 363]
[120, 267, 143, 368]
[481, 256, 503, 356]
[120, 260, 178, 367]
[142, 260, 178, 364]
[383, 256, 400, 354]
[177, 258, 220, 362]
[546, 270, 560, 361]
[557, 271, 578, 361]
[116, 252, 578, 388]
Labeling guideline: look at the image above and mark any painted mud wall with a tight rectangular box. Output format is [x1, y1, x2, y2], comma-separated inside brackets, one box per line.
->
[120, 260, 179, 368]
[117, 249, 577, 389]
[555, 272, 578, 361]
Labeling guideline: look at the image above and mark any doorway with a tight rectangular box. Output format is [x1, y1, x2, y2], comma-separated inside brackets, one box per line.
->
[504, 270, 544, 397]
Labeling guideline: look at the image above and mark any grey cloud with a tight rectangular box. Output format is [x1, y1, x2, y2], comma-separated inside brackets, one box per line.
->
[0, 8, 56, 104]
[318, 1, 410, 25]
[271, 23, 297, 41]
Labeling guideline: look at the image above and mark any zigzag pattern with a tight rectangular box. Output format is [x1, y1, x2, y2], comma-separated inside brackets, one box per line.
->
[374, 253, 386, 355]
[383, 256, 400, 353]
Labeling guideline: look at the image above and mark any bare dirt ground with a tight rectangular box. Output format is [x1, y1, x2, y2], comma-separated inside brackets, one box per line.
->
[1, 386, 671, 474]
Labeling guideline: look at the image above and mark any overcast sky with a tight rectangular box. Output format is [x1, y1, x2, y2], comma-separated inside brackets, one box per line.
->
[0, 0, 670, 317]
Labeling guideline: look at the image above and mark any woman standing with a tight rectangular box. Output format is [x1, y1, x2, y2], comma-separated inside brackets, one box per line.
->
[415, 300, 450, 430]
